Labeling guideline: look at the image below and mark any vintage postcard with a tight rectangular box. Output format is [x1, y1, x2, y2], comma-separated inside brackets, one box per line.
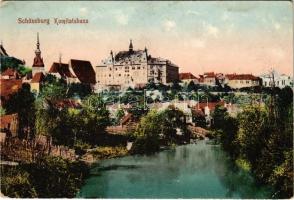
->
[0, 1, 293, 199]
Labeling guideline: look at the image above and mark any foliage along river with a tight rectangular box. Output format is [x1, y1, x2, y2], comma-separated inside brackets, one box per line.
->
[77, 140, 273, 198]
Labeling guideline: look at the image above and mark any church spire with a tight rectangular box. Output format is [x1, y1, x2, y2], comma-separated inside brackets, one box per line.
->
[129, 39, 133, 52]
[59, 53, 62, 66]
[110, 50, 114, 64]
[35, 32, 41, 55]
[32, 32, 44, 68]
[37, 32, 40, 48]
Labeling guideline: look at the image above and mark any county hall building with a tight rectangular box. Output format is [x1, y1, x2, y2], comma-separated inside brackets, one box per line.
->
[95, 40, 179, 90]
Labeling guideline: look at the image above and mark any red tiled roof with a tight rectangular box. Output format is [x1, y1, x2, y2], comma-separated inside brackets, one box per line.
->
[0, 113, 18, 129]
[179, 72, 197, 80]
[49, 62, 76, 78]
[1, 68, 19, 77]
[31, 72, 44, 83]
[0, 79, 22, 98]
[226, 74, 259, 81]
[69, 59, 96, 84]
[193, 101, 225, 112]
[203, 72, 215, 78]
[32, 56, 44, 67]
[204, 72, 215, 76]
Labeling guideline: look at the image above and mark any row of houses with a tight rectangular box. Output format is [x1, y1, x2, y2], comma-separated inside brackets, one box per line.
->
[179, 71, 292, 89]
[2, 34, 292, 95]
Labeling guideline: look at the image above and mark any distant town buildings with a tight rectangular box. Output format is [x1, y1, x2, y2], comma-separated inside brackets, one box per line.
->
[260, 70, 293, 88]
[179, 71, 264, 89]
[179, 72, 199, 85]
[199, 72, 217, 87]
[95, 40, 179, 90]
[224, 74, 261, 89]
[49, 59, 96, 88]
[1, 34, 292, 93]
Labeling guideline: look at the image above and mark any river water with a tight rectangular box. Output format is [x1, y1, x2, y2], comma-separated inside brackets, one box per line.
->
[77, 141, 273, 198]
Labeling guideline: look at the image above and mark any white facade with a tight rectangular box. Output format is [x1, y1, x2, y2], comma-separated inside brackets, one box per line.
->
[260, 71, 293, 88]
[96, 41, 179, 90]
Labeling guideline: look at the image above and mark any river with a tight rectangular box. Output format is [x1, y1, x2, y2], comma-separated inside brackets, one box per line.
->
[77, 141, 273, 198]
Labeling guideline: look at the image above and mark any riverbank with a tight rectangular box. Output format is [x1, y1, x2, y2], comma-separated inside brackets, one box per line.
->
[77, 141, 274, 198]
[1, 156, 89, 198]
[80, 146, 129, 164]
[1, 124, 211, 198]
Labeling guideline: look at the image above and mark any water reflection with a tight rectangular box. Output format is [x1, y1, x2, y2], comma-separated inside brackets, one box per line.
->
[78, 141, 273, 198]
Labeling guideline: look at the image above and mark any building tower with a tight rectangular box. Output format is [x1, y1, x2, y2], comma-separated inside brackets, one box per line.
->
[32, 32, 45, 76]
[129, 39, 133, 52]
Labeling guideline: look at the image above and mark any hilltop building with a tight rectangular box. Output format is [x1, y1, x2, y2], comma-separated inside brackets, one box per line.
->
[179, 72, 199, 85]
[224, 74, 261, 89]
[49, 58, 96, 88]
[199, 72, 217, 87]
[260, 70, 292, 88]
[95, 40, 179, 90]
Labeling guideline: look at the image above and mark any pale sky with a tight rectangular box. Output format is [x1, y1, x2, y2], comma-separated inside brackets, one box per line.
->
[0, 1, 293, 76]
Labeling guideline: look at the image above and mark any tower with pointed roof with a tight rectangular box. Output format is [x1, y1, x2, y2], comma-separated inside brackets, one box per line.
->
[129, 39, 133, 52]
[32, 32, 45, 76]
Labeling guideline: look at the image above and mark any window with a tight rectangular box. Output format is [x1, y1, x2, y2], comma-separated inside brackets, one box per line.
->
[137, 67, 141, 70]
[109, 74, 111, 77]
[264, 82, 267, 86]
[132, 67, 135, 70]
[119, 74, 121, 76]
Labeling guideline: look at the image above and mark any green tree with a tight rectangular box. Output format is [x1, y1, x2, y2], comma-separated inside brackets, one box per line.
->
[0, 106, 6, 116]
[115, 108, 125, 124]
[4, 83, 36, 139]
[78, 94, 110, 144]
[130, 110, 161, 154]
[192, 110, 206, 128]
[39, 74, 67, 100]
[67, 82, 92, 99]
[1, 166, 37, 198]
[25, 156, 88, 198]
[131, 107, 188, 154]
